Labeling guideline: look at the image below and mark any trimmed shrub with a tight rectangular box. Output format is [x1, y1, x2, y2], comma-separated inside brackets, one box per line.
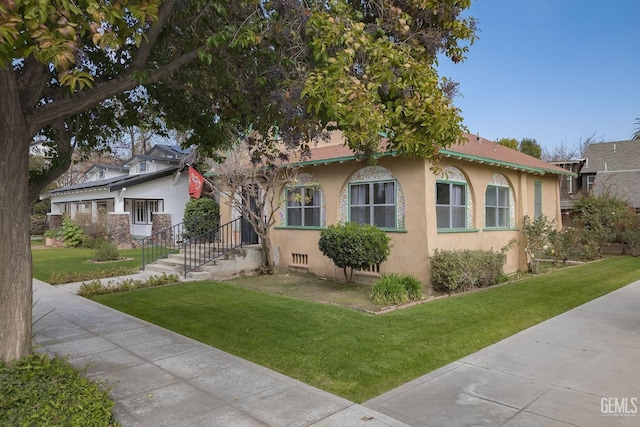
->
[318, 222, 391, 282]
[371, 273, 423, 305]
[78, 273, 180, 297]
[49, 267, 138, 285]
[431, 249, 505, 294]
[94, 240, 121, 261]
[0, 353, 118, 426]
[183, 197, 220, 239]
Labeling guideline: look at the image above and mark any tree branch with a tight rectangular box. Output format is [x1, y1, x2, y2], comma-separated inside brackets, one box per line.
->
[26, 48, 202, 136]
[16, 56, 50, 114]
[130, 0, 177, 71]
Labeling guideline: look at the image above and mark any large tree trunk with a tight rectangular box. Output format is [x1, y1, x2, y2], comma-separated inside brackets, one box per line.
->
[0, 69, 33, 362]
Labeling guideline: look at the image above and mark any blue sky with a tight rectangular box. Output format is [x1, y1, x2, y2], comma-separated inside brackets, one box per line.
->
[437, 0, 640, 152]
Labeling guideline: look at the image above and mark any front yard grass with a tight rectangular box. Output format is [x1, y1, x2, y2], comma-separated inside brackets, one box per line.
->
[93, 256, 640, 402]
[32, 246, 142, 283]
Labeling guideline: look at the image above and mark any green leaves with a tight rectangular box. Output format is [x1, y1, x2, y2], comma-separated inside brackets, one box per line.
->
[0, 0, 161, 79]
[0, 354, 118, 426]
[302, 2, 469, 163]
[318, 222, 391, 282]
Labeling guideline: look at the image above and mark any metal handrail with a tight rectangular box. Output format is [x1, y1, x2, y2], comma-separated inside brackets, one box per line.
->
[142, 215, 244, 278]
[181, 217, 243, 277]
[141, 215, 219, 270]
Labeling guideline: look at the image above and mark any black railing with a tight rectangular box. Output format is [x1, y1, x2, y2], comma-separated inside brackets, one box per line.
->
[141, 216, 243, 278]
[181, 217, 243, 277]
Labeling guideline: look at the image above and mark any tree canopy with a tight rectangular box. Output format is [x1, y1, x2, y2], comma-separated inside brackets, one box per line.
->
[0, 0, 476, 361]
[518, 138, 542, 159]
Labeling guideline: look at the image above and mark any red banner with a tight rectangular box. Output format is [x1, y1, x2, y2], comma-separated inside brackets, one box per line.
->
[188, 166, 205, 199]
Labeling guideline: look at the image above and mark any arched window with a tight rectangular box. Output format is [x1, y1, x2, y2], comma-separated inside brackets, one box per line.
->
[436, 166, 472, 230]
[485, 174, 514, 228]
[339, 166, 405, 230]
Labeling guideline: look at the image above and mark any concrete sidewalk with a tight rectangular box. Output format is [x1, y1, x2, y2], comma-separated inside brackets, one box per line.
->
[32, 279, 405, 427]
[364, 280, 640, 426]
[33, 278, 640, 426]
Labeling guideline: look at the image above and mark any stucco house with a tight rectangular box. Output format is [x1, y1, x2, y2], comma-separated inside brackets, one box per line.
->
[44, 144, 192, 244]
[217, 133, 571, 284]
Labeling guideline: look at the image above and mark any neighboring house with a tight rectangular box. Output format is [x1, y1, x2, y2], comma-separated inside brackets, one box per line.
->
[579, 140, 640, 211]
[549, 159, 586, 211]
[217, 133, 571, 284]
[44, 144, 192, 243]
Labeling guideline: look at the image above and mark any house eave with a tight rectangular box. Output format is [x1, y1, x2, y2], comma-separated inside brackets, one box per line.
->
[439, 150, 576, 177]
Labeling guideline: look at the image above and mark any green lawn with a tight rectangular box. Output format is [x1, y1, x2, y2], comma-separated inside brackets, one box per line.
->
[32, 246, 142, 283]
[93, 257, 640, 402]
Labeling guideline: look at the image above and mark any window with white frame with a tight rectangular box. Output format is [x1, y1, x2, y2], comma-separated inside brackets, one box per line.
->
[586, 175, 596, 191]
[132, 199, 163, 224]
[139, 161, 147, 173]
[286, 187, 321, 227]
[485, 185, 510, 228]
[436, 181, 467, 229]
[350, 181, 396, 228]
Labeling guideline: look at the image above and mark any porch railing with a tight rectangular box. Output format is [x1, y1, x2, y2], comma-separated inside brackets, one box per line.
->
[141, 216, 243, 277]
[181, 217, 243, 277]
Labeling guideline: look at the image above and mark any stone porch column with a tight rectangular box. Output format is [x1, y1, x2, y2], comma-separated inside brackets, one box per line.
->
[107, 212, 132, 248]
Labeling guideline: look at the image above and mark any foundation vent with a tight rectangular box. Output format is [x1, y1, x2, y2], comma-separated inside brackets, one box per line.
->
[291, 253, 308, 266]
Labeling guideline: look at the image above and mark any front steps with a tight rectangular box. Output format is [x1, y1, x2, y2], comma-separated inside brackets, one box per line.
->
[144, 244, 279, 280]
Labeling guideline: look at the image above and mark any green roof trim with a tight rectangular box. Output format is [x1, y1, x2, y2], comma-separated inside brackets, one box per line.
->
[439, 149, 576, 177]
[292, 152, 394, 167]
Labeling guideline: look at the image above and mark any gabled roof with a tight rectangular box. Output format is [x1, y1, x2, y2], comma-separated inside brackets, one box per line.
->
[121, 154, 182, 167]
[45, 167, 180, 196]
[149, 144, 190, 157]
[85, 163, 129, 174]
[581, 140, 640, 173]
[294, 133, 571, 176]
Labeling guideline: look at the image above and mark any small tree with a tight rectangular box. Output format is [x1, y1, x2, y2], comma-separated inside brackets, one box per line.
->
[318, 222, 391, 282]
[206, 141, 298, 274]
[521, 215, 556, 273]
[183, 197, 220, 240]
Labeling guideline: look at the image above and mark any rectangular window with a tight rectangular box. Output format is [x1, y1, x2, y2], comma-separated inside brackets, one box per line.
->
[132, 199, 163, 225]
[139, 161, 147, 173]
[485, 185, 510, 228]
[436, 182, 466, 229]
[286, 188, 321, 227]
[534, 181, 542, 219]
[586, 175, 596, 191]
[349, 181, 396, 228]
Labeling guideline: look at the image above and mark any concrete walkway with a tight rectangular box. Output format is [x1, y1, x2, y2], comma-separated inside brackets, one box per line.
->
[33, 278, 640, 426]
[33, 279, 404, 426]
[365, 280, 640, 426]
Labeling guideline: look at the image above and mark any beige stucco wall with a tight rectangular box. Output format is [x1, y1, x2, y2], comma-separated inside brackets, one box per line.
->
[219, 154, 563, 290]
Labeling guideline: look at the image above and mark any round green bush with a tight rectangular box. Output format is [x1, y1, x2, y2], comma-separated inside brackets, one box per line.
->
[183, 197, 220, 239]
[318, 222, 391, 282]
